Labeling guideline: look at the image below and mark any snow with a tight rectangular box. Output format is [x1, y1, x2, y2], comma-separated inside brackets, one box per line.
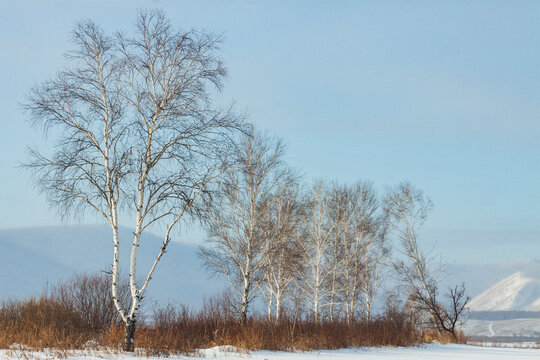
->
[2, 344, 540, 360]
[462, 319, 540, 338]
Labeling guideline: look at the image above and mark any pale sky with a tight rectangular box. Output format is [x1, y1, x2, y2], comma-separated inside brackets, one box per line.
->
[0, 1, 538, 264]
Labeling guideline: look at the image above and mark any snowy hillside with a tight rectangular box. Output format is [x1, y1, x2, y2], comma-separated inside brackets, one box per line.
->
[0, 225, 224, 307]
[469, 271, 540, 311]
[462, 268, 540, 339]
[440, 259, 540, 299]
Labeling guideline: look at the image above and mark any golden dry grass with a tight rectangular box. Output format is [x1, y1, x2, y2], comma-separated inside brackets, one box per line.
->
[0, 273, 463, 354]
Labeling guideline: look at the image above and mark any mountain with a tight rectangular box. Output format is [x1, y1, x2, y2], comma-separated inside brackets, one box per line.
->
[439, 259, 540, 299]
[0, 225, 224, 308]
[458, 263, 540, 339]
[469, 271, 540, 312]
[1, 224, 539, 316]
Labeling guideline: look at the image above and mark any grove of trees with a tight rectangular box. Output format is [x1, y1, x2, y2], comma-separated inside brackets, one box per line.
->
[23, 9, 469, 351]
[200, 132, 470, 339]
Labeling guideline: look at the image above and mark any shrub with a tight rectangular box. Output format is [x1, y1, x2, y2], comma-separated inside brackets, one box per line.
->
[0, 276, 459, 353]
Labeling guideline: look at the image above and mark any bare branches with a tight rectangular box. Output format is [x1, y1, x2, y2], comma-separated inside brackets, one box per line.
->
[259, 175, 304, 322]
[199, 131, 288, 323]
[24, 9, 245, 351]
[384, 182, 469, 341]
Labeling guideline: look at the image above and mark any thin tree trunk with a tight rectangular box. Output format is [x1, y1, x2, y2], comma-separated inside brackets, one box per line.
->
[313, 286, 320, 323]
[275, 289, 282, 323]
[240, 305, 248, 324]
[123, 317, 136, 352]
[241, 271, 250, 324]
[267, 290, 273, 322]
[329, 269, 337, 321]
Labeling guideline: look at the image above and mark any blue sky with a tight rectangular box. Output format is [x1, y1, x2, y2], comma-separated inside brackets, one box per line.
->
[0, 1, 538, 263]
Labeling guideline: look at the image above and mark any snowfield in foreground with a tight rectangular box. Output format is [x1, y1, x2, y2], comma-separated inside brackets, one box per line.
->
[2, 344, 540, 360]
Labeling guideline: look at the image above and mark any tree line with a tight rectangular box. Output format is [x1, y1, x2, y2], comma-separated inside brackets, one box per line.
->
[23, 9, 468, 351]
[199, 133, 469, 340]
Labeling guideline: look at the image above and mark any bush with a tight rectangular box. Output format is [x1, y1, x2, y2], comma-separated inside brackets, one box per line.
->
[0, 297, 86, 348]
[0, 275, 458, 353]
[0, 271, 129, 349]
[49, 271, 130, 332]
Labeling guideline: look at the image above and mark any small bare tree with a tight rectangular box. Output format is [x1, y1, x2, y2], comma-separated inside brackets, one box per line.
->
[200, 131, 287, 324]
[384, 182, 469, 341]
[24, 10, 243, 351]
[412, 282, 470, 341]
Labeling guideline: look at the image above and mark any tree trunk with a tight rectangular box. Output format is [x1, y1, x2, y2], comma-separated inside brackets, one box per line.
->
[123, 318, 136, 352]
[267, 291, 273, 322]
[241, 279, 249, 325]
[275, 292, 282, 323]
[240, 307, 247, 324]
[313, 289, 320, 323]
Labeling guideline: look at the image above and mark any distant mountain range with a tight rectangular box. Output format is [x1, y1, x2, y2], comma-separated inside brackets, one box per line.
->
[469, 271, 540, 312]
[449, 260, 540, 339]
[0, 225, 224, 308]
[1, 225, 539, 316]
[439, 258, 540, 300]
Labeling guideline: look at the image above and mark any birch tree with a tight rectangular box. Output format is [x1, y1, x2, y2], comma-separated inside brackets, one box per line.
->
[351, 182, 388, 322]
[326, 184, 352, 322]
[24, 10, 243, 351]
[332, 183, 363, 324]
[384, 183, 437, 325]
[259, 179, 303, 322]
[296, 182, 336, 322]
[327, 182, 388, 323]
[384, 182, 469, 341]
[200, 132, 287, 323]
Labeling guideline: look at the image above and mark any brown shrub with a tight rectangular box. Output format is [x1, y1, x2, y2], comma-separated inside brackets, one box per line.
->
[0, 271, 129, 350]
[0, 275, 460, 353]
[48, 271, 130, 332]
[0, 297, 87, 349]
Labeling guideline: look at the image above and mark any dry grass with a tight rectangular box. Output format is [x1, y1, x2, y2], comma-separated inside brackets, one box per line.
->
[422, 329, 468, 344]
[0, 298, 424, 354]
[0, 273, 461, 354]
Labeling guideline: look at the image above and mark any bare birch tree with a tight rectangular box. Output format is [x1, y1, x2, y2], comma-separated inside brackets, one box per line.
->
[296, 182, 336, 322]
[327, 182, 388, 324]
[351, 182, 388, 322]
[384, 182, 469, 341]
[358, 229, 387, 322]
[326, 183, 353, 322]
[24, 10, 243, 351]
[259, 179, 304, 322]
[384, 183, 437, 324]
[199, 131, 287, 323]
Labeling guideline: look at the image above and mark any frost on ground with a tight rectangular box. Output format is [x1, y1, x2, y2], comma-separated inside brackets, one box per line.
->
[2, 344, 540, 360]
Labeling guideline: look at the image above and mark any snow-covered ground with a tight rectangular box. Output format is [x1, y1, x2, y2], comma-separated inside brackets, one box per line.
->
[2, 344, 540, 360]
[463, 319, 540, 338]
